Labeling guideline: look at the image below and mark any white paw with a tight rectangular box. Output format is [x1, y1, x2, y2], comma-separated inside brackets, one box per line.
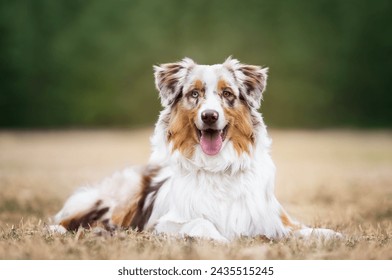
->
[47, 225, 67, 234]
[155, 220, 184, 234]
[294, 228, 343, 239]
[180, 218, 229, 243]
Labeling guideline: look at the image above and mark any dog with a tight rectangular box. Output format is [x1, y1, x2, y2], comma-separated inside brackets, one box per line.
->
[51, 57, 340, 242]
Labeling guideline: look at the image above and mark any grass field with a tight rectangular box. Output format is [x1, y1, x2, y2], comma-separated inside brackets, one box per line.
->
[0, 129, 391, 259]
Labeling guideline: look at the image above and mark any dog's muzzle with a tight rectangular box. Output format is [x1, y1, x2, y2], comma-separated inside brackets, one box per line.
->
[197, 110, 228, 156]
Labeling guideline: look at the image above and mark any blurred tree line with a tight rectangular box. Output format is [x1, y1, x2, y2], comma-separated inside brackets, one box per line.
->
[0, 0, 391, 128]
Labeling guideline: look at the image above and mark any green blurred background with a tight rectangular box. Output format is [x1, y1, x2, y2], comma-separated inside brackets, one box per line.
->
[1, 0, 391, 128]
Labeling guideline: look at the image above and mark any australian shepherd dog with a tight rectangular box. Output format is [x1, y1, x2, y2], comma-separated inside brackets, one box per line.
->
[52, 58, 340, 242]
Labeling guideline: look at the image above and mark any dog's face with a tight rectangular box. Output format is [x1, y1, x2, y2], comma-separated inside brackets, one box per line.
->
[154, 58, 268, 159]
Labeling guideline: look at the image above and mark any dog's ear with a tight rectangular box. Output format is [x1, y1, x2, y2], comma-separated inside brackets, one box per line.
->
[153, 58, 195, 107]
[223, 57, 268, 109]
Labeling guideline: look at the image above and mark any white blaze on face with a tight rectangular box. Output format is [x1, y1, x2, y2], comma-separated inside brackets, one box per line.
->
[189, 66, 229, 156]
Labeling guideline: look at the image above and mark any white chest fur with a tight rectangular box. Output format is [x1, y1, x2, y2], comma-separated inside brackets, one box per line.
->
[146, 150, 288, 240]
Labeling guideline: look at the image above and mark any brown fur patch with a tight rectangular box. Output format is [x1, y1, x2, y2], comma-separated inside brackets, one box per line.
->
[193, 79, 204, 91]
[111, 208, 129, 227]
[224, 104, 254, 155]
[129, 166, 164, 231]
[280, 212, 302, 230]
[217, 79, 229, 92]
[108, 166, 161, 230]
[111, 201, 138, 228]
[280, 212, 292, 228]
[167, 104, 199, 158]
[60, 200, 110, 231]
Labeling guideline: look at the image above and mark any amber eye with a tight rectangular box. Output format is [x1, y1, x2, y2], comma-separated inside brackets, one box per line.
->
[222, 90, 232, 98]
[191, 90, 199, 98]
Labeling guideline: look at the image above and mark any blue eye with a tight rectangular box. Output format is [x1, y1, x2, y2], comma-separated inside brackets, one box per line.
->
[191, 90, 199, 98]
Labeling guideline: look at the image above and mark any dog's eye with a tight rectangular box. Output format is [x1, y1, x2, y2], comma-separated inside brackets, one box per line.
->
[191, 90, 199, 98]
[222, 90, 233, 98]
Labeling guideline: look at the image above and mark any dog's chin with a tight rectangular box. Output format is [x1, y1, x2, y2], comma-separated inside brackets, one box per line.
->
[196, 125, 228, 156]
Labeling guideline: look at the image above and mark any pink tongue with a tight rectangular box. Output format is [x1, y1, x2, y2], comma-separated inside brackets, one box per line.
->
[200, 131, 222, 156]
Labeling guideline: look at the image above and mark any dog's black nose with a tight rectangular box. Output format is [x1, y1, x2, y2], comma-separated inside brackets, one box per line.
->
[201, 110, 219, 125]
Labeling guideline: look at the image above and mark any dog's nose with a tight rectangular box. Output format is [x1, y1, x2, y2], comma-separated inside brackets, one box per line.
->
[201, 110, 219, 125]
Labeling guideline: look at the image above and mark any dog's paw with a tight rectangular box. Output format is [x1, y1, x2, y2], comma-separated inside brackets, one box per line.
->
[294, 228, 343, 239]
[179, 218, 229, 243]
[46, 225, 68, 234]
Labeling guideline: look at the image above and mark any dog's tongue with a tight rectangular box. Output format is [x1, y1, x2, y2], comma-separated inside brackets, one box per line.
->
[200, 130, 222, 156]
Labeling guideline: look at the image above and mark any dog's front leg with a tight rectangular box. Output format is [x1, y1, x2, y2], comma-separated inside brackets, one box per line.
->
[154, 215, 228, 242]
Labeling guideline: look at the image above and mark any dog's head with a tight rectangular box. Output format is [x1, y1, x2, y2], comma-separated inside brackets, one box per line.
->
[154, 57, 268, 159]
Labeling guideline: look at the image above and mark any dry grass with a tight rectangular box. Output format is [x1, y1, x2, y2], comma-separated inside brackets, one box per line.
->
[0, 129, 391, 259]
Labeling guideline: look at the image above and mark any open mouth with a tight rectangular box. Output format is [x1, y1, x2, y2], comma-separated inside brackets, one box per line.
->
[196, 125, 228, 156]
